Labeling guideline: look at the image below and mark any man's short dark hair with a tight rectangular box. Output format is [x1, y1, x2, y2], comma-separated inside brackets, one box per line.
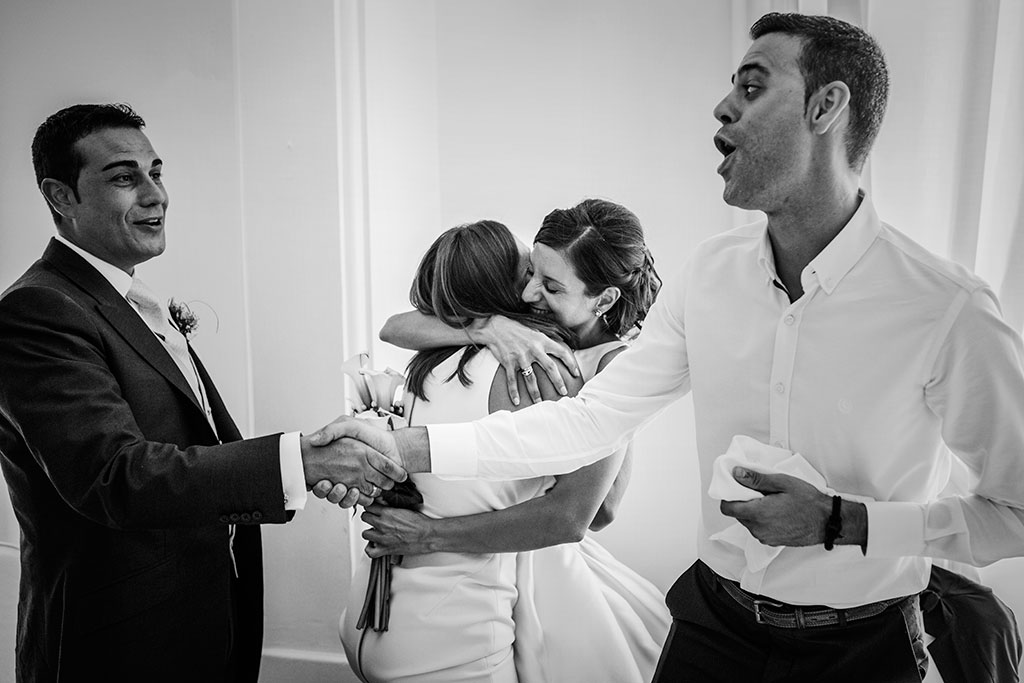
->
[31, 103, 146, 224]
[751, 12, 889, 172]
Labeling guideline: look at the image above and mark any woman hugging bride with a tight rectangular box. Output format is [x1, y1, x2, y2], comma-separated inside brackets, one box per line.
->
[338, 199, 670, 683]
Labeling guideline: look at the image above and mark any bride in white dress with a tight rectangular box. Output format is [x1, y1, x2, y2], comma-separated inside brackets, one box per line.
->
[339, 200, 670, 683]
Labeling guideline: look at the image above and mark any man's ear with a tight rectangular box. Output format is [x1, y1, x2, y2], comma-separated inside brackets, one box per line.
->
[807, 80, 851, 136]
[595, 286, 621, 315]
[39, 178, 77, 221]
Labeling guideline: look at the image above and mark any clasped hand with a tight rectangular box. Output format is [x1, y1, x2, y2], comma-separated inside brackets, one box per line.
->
[719, 468, 833, 546]
[302, 416, 405, 509]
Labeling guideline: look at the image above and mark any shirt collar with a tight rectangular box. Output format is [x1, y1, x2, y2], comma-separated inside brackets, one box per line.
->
[54, 234, 133, 299]
[755, 190, 880, 295]
[756, 227, 778, 286]
[806, 190, 880, 295]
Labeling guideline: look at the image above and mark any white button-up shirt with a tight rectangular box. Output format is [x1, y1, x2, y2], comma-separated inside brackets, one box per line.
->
[427, 194, 1024, 607]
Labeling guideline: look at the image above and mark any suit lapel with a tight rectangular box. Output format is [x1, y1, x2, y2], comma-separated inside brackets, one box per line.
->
[192, 352, 242, 443]
[43, 239, 207, 418]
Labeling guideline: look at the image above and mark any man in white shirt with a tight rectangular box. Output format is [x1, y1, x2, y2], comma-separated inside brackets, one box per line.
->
[0, 103, 406, 682]
[320, 12, 1024, 682]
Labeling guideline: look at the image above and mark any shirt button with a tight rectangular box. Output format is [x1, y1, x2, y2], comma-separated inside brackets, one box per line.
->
[240, 513, 252, 523]
[784, 315, 795, 325]
[219, 515, 230, 524]
[229, 513, 240, 522]
[253, 511, 263, 522]
[775, 382, 785, 394]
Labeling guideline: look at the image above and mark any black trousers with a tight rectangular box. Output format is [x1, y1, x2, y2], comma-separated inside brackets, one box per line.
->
[920, 565, 1022, 683]
[652, 560, 927, 682]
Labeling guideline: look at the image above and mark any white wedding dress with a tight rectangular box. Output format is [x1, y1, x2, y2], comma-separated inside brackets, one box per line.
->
[339, 343, 669, 683]
[512, 341, 670, 683]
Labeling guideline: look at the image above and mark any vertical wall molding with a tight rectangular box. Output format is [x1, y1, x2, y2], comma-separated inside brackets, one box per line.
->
[334, 0, 376, 576]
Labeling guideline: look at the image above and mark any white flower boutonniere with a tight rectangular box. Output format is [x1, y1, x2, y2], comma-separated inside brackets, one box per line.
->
[168, 299, 199, 340]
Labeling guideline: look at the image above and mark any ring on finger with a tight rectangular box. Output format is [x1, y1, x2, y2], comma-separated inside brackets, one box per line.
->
[368, 484, 382, 498]
[520, 366, 534, 378]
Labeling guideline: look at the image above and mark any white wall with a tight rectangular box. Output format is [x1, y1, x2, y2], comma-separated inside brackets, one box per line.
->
[0, 0, 364, 679]
[2, 2, 1024, 681]
[361, 0, 734, 593]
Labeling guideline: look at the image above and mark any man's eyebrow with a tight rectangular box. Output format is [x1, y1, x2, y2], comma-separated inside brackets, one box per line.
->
[101, 160, 139, 172]
[731, 63, 770, 83]
[100, 158, 162, 172]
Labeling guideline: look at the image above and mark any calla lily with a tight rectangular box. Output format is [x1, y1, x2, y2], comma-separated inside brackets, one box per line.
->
[362, 367, 405, 413]
[342, 353, 373, 409]
[342, 354, 406, 423]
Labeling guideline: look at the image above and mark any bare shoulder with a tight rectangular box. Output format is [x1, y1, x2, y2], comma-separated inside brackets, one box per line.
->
[488, 357, 583, 413]
[595, 344, 628, 375]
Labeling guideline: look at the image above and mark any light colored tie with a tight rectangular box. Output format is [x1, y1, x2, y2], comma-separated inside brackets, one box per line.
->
[127, 277, 230, 571]
[126, 277, 213, 427]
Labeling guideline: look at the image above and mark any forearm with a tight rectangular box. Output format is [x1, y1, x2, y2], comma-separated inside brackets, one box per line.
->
[379, 310, 473, 350]
[394, 426, 432, 473]
[420, 493, 594, 553]
[422, 450, 623, 553]
[590, 445, 633, 531]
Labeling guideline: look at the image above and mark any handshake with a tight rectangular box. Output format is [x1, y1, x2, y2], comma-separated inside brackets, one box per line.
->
[299, 416, 425, 508]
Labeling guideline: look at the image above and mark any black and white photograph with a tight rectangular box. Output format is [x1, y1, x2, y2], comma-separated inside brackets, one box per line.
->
[1, 1, 1023, 681]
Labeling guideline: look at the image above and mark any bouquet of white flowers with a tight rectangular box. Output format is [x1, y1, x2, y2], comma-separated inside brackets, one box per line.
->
[342, 353, 422, 632]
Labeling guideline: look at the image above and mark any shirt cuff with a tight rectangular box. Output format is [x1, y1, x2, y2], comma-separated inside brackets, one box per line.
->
[425, 423, 478, 478]
[280, 432, 307, 511]
[863, 501, 926, 558]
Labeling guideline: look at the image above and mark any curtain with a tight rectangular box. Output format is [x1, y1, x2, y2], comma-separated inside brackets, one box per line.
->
[730, 0, 1024, 332]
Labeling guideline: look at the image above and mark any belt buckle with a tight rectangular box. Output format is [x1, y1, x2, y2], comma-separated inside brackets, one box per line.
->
[752, 598, 783, 625]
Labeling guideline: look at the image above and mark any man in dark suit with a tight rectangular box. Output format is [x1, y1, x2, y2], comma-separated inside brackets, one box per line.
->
[0, 103, 403, 682]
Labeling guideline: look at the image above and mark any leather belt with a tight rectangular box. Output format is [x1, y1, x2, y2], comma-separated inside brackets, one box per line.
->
[717, 575, 910, 629]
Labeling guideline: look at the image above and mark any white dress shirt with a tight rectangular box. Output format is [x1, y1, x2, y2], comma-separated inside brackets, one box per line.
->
[427, 194, 1024, 607]
[54, 235, 306, 511]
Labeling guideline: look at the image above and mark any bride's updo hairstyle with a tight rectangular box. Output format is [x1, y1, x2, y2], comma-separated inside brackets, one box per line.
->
[534, 199, 661, 337]
[406, 220, 572, 400]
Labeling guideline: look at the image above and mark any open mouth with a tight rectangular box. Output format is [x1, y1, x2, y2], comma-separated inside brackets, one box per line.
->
[714, 134, 736, 158]
[133, 217, 163, 228]
[714, 134, 737, 175]
[529, 306, 551, 317]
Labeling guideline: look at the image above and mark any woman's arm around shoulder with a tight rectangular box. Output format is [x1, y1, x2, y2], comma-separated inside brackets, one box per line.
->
[488, 356, 583, 413]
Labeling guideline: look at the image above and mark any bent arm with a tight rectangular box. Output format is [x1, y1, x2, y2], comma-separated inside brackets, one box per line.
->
[590, 442, 634, 531]
[866, 288, 1024, 565]
[364, 349, 638, 555]
[381, 309, 577, 404]
[365, 450, 626, 556]
[0, 285, 288, 530]
[422, 266, 693, 479]
[380, 310, 472, 349]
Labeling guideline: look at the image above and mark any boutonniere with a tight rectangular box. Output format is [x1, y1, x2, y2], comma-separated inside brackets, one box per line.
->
[168, 299, 199, 340]
[342, 353, 423, 632]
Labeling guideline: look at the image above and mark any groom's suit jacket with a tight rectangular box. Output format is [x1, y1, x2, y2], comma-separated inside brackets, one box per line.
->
[0, 239, 288, 682]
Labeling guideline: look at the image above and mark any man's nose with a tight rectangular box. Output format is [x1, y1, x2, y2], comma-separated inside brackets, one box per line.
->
[139, 177, 168, 207]
[713, 93, 736, 124]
